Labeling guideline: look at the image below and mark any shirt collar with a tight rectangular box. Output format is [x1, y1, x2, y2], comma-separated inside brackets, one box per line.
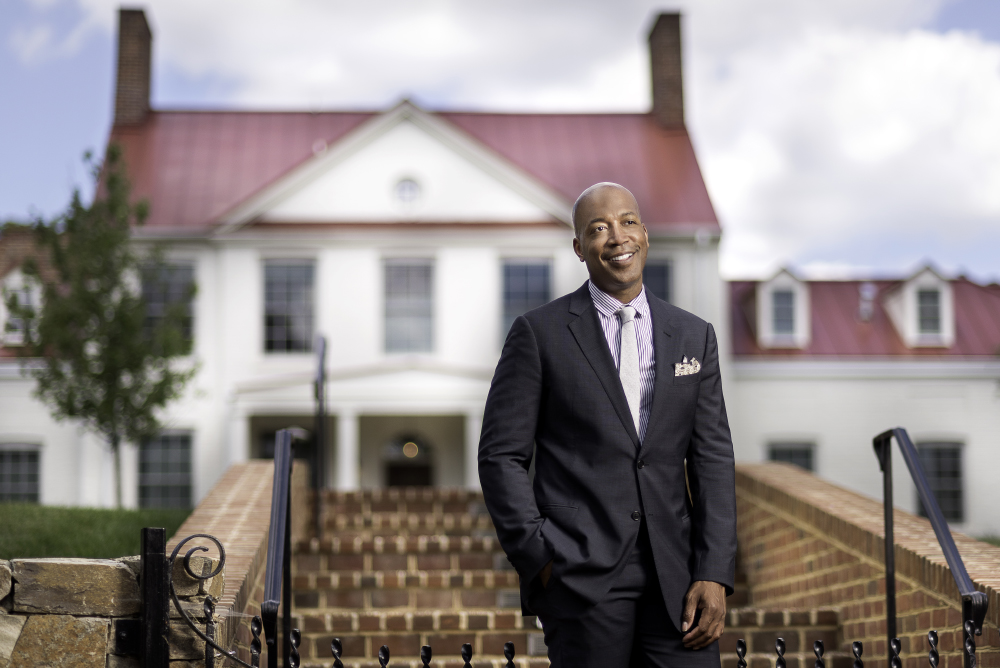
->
[588, 281, 650, 320]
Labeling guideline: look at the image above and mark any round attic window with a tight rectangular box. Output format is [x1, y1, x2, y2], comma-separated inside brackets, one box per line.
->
[394, 178, 421, 204]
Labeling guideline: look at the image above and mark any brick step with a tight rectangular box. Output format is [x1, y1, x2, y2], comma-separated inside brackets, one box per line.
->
[297, 549, 510, 572]
[294, 586, 524, 612]
[319, 487, 485, 510]
[294, 568, 521, 591]
[322, 513, 494, 534]
[297, 535, 502, 556]
[291, 608, 846, 668]
[302, 655, 548, 668]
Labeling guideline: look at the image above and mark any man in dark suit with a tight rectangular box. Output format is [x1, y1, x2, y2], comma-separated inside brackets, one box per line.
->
[478, 183, 736, 667]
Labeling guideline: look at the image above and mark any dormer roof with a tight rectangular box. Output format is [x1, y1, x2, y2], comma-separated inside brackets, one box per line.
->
[731, 273, 1000, 358]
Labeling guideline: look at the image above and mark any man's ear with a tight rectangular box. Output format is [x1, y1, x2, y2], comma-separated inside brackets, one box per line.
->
[572, 236, 585, 262]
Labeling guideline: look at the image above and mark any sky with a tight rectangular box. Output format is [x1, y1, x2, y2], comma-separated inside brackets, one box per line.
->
[2, 0, 999, 280]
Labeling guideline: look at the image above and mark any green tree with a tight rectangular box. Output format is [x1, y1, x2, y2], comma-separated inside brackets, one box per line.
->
[4, 145, 196, 508]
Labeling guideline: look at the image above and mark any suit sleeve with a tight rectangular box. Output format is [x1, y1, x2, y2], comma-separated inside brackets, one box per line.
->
[686, 323, 738, 594]
[478, 315, 553, 583]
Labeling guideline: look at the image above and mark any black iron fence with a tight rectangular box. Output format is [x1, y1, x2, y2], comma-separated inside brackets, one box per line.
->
[873, 427, 989, 668]
[315, 633, 969, 667]
[731, 634, 973, 668]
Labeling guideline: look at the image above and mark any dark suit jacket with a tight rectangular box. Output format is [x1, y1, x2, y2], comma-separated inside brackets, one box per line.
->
[478, 281, 737, 627]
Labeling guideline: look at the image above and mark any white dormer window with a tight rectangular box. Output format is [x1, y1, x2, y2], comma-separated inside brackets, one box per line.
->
[917, 289, 941, 334]
[756, 269, 810, 349]
[883, 266, 954, 348]
[772, 289, 795, 334]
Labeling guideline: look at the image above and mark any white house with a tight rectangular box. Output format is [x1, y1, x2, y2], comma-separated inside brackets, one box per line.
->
[1, 9, 998, 537]
[0, 11, 726, 509]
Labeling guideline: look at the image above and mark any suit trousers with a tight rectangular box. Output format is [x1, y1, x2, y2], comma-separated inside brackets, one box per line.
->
[532, 523, 721, 668]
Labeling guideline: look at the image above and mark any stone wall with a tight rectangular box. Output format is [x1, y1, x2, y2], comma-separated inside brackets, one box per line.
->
[0, 458, 307, 668]
[737, 462, 1000, 668]
[0, 554, 218, 668]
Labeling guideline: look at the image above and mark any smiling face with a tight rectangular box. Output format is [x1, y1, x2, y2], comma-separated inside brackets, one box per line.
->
[572, 184, 649, 303]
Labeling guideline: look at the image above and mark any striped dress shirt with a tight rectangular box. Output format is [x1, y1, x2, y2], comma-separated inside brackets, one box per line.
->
[588, 281, 656, 442]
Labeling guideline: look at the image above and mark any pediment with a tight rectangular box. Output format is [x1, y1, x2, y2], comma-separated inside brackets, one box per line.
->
[218, 102, 572, 231]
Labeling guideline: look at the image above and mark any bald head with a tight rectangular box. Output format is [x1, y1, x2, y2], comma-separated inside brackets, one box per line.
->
[570, 182, 649, 303]
[572, 182, 640, 238]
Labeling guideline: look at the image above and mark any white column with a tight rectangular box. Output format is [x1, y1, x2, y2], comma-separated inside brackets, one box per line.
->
[226, 399, 249, 467]
[336, 409, 359, 490]
[120, 441, 139, 510]
[465, 412, 483, 491]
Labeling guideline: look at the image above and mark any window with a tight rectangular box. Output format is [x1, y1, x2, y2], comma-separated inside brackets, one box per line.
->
[142, 263, 195, 348]
[0, 445, 40, 502]
[772, 290, 795, 334]
[917, 443, 963, 522]
[768, 443, 814, 472]
[643, 262, 671, 303]
[917, 289, 941, 334]
[139, 433, 192, 508]
[394, 178, 421, 204]
[385, 259, 433, 352]
[2, 271, 37, 347]
[4, 285, 34, 346]
[502, 261, 551, 335]
[264, 261, 314, 352]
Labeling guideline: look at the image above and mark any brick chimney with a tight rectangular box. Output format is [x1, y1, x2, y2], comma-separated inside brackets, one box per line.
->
[648, 13, 684, 127]
[114, 8, 151, 125]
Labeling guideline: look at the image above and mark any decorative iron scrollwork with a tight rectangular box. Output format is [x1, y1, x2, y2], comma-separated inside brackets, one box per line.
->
[168, 533, 258, 668]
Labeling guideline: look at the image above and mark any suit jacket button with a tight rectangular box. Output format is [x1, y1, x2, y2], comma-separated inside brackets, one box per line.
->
[631, 511, 641, 521]
[637, 459, 645, 469]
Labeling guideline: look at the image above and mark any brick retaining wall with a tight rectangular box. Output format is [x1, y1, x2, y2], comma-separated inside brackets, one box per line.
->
[737, 462, 1000, 668]
[167, 459, 309, 666]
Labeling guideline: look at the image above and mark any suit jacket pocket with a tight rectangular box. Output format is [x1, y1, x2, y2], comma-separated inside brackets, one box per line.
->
[539, 503, 578, 512]
[672, 372, 701, 385]
[538, 504, 579, 568]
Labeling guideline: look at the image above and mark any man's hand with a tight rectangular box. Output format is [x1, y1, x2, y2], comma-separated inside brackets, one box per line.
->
[539, 560, 554, 588]
[681, 580, 726, 649]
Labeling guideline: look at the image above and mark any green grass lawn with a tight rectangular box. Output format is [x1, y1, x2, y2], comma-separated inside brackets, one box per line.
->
[0, 504, 191, 560]
[980, 535, 1000, 547]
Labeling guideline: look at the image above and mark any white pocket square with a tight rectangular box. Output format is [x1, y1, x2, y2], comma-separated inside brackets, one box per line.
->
[674, 356, 701, 376]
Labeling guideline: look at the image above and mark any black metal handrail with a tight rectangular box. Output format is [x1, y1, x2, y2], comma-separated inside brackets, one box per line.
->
[313, 334, 327, 540]
[262, 428, 294, 668]
[873, 427, 989, 668]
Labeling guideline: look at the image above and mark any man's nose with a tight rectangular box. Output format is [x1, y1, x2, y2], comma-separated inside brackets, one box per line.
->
[607, 222, 626, 245]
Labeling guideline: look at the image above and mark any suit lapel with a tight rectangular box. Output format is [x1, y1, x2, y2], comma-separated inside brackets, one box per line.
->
[567, 284, 641, 448]
[642, 298, 681, 453]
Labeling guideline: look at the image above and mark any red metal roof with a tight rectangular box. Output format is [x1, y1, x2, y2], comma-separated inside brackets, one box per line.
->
[109, 110, 718, 233]
[731, 278, 1000, 358]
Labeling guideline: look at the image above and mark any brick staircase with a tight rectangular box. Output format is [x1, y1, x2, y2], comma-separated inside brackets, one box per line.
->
[292, 488, 851, 668]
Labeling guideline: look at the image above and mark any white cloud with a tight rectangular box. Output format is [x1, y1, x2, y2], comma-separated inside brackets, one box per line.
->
[47, 0, 1000, 280]
[694, 25, 1000, 277]
[8, 0, 105, 65]
[9, 23, 53, 64]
